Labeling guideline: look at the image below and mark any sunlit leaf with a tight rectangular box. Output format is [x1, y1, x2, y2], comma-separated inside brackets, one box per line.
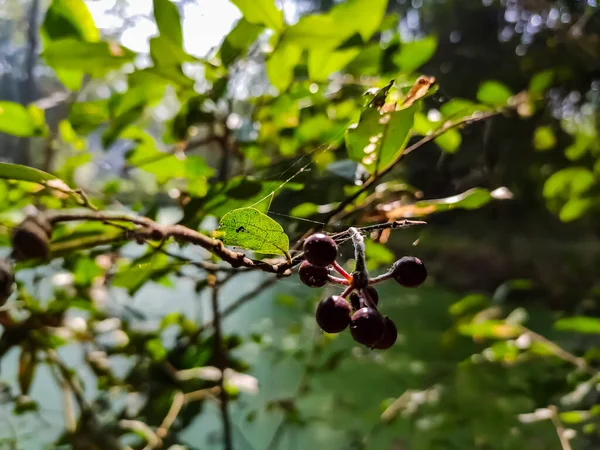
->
[329, 0, 388, 41]
[450, 294, 489, 316]
[43, 39, 136, 77]
[308, 48, 360, 81]
[476, 80, 513, 107]
[565, 133, 593, 161]
[459, 320, 522, 339]
[231, 0, 284, 32]
[0, 101, 38, 137]
[153, 0, 183, 47]
[0, 163, 58, 184]
[543, 167, 594, 199]
[555, 316, 600, 334]
[559, 198, 592, 222]
[345, 103, 419, 174]
[220, 18, 264, 66]
[216, 207, 289, 255]
[533, 126, 556, 151]
[266, 41, 302, 91]
[394, 35, 438, 73]
[559, 411, 590, 424]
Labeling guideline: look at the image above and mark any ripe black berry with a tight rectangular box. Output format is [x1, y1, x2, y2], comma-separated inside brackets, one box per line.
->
[315, 295, 351, 333]
[11, 216, 52, 261]
[373, 316, 398, 350]
[350, 307, 384, 346]
[391, 256, 427, 288]
[303, 233, 337, 268]
[364, 286, 379, 306]
[299, 261, 329, 288]
[0, 259, 14, 306]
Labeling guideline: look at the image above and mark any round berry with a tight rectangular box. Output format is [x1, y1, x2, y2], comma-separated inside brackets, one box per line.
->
[363, 286, 379, 306]
[350, 307, 384, 347]
[303, 233, 337, 268]
[11, 217, 51, 261]
[299, 261, 329, 288]
[373, 317, 398, 350]
[315, 295, 351, 333]
[391, 256, 427, 288]
[0, 259, 14, 306]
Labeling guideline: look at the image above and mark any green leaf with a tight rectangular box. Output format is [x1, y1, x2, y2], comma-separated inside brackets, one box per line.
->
[440, 98, 491, 118]
[533, 126, 556, 151]
[476, 81, 513, 107]
[543, 167, 594, 199]
[216, 207, 289, 255]
[365, 240, 395, 271]
[283, 14, 344, 49]
[41, 0, 99, 43]
[450, 294, 489, 316]
[528, 70, 554, 97]
[459, 320, 522, 339]
[0, 163, 57, 184]
[43, 39, 136, 77]
[345, 103, 419, 174]
[231, 0, 284, 32]
[559, 411, 590, 424]
[289, 203, 319, 218]
[413, 112, 461, 153]
[559, 198, 592, 222]
[153, 0, 183, 47]
[266, 41, 302, 91]
[329, 0, 388, 41]
[308, 48, 360, 81]
[565, 133, 593, 161]
[393, 35, 438, 73]
[18, 345, 37, 396]
[555, 316, 600, 334]
[73, 258, 102, 287]
[220, 18, 264, 66]
[146, 338, 167, 361]
[413, 187, 513, 214]
[0, 102, 37, 137]
[69, 100, 110, 134]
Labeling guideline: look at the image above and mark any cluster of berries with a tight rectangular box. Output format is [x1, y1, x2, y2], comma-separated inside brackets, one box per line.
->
[299, 233, 427, 350]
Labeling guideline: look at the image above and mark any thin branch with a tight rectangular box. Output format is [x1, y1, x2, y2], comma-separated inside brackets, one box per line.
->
[48, 363, 76, 433]
[548, 405, 573, 450]
[524, 328, 594, 375]
[45, 211, 294, 276]
[209, 276, 234, 450]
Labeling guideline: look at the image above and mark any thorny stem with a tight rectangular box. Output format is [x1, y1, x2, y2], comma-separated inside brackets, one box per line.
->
[209, 276, 234, 450]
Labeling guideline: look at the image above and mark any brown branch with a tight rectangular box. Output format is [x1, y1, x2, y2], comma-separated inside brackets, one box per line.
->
[45, 211, 294, 276]
[209, 276, 233, 450]
[548, 405, 573, 450]
[293, 107, 508, 249]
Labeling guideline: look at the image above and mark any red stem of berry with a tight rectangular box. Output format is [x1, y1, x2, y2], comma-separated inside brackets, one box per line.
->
[328, 274, 350, 286]
[340, 285, 354, 299]
[332, 261, 352, 282]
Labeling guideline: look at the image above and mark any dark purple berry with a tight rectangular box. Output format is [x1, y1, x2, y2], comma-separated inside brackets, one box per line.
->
[11, 216, 51, 261]
[391, 256, 427, 288]
[0, 259, 14, 306]
[349, 292, 361, 311]
[303, 233, 337, 268]
[315, 295, 351, 333]
[299, 261, 329, 288]
[363, 286, 379, 306]
[373, 317, 398, 350]
[350, 307, 384, 346]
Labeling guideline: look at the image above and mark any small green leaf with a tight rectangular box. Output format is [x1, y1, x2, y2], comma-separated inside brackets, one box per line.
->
[146, 338, 167, 361]
[528, 70, 554, 96]
[459, 320, 522, 339]
[533, 126, 556, 151]
[394, 35, 438, 73]
[283, 14, 343, 49]
[559, 198, 592, 222]
[440, 98, 491, 118]
[0, 101, 37, 137]
[555, 316, 600, 334]
[543, 167, 594, 199]
[559, 411, 589, 424]
[0, 163, 57, 184]
[220, 18, 264, 66]
[216, 207, 289, 255]
[289, 202, 319, 218]
[153, 0, 183, 47]
[231, 0, 284, 32]
[565, 133, 593, 161]
[476, 81, 513, 107]
[450, 294, 489, 316]
[345, 103, 419, 174]
[41, 0, 99, 43]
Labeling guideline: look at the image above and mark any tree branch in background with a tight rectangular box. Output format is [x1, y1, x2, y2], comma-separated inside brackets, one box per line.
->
[548, 405, 574, 450]
[209, 275, 234, 450]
